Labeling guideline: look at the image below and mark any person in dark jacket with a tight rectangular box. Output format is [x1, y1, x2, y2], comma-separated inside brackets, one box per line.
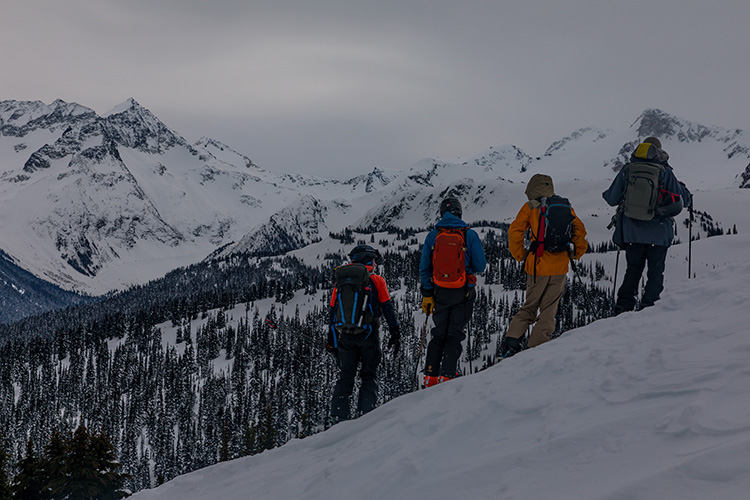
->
[419, 197, 486, 387]
[327, 245, 400, 423]
[603, 137, 692, 314]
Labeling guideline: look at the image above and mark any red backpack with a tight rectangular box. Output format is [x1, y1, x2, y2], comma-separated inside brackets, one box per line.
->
[432, 228, 467, 288]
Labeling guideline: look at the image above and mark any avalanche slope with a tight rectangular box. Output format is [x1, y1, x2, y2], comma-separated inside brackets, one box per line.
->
[132, 232, 750, 500]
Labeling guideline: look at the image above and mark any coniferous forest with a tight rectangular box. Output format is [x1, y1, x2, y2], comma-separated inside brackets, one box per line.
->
[0, 227, 614, 494]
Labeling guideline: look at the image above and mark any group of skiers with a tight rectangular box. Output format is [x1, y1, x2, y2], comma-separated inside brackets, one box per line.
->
[326, 137, 692, 423]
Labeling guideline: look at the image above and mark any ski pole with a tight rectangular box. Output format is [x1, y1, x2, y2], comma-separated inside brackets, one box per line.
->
[688, 204, 694, 279]
[612, 249, 620, 312]
[413, 314, 429, 391]
[467, 320, 473, 375]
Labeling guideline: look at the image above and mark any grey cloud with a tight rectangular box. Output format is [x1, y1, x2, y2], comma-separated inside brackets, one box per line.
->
[2, 0, 749, 178]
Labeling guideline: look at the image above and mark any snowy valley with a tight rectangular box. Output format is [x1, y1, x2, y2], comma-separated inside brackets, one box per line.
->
[1, 100, 749, 498]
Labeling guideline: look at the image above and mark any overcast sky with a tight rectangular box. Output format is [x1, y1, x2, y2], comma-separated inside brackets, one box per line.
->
[2, 0, 749, 178]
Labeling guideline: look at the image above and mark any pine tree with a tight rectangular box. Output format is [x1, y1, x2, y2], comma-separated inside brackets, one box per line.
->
[260, 404, 276, 451]
[52, 425, 100, 499]
[0, 440, 12, 500]
[219, 414, 232, 462]
[12, 439, 45, 500]
[242, 419, 257, 457]
[89, 430, 131, 499]
[41, 428, 68, 499]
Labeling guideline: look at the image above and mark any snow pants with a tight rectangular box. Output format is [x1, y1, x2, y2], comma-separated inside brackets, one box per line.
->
[505, 274, 566, 348]
[330, 329, 381, 421]
[616, 243, 668, 311]
[425, 287, 475, 378]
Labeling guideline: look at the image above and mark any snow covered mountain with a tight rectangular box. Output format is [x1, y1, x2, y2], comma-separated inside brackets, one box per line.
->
[3, 102, 749, 497]
[131, 231, 750, 500]
[0, 98, 398, 296]
[1, 100, 748, 306]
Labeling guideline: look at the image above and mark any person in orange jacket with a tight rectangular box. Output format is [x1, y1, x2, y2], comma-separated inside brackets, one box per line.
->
[500, 174, 588, 358]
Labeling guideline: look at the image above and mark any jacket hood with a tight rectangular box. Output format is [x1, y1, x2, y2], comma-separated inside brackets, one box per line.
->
[435, 212, 468, 229]
[630, 142, 670, 164]
[525, 174, 555, 201]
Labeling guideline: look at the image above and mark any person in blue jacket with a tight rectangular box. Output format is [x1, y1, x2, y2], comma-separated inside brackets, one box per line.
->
[419, 197, 486, 387]
[603, 137, 692, 314]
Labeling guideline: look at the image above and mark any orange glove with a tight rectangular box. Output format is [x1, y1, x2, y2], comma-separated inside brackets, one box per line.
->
[421, 296, 435, 315]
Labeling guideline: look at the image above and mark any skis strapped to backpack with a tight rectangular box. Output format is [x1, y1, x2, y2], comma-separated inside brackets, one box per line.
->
[535, 196, 574, 255]
[332, 263, 375, 335]
[431, 227, 468, 288]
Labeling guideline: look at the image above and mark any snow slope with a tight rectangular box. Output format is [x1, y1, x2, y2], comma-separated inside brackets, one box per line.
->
[132, 232, 750, 500]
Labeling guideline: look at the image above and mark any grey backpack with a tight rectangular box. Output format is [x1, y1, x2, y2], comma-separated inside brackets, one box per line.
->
[622, 162, 665, 221]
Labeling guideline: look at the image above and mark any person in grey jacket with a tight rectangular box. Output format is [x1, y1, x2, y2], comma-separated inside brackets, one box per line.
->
[603, 137, 691, 314]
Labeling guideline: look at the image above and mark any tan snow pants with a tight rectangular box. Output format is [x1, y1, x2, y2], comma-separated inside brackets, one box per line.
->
[505, 274, 566, 348]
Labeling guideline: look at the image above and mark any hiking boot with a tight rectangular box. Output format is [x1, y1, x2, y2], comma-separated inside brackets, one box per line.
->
[613, 304, 634, 316]
[499, 336, 524, 359]
[423, 375, 440, 388]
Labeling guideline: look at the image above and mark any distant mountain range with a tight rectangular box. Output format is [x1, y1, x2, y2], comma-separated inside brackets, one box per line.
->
[1, 99, 748, 323]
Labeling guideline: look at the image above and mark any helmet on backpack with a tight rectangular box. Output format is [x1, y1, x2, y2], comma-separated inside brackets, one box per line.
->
[348, 245, 383, 265]
[656, 194, 684, 217]
[439, 197, 462, 218]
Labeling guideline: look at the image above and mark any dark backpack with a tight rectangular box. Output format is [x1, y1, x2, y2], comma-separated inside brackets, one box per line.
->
[622, 162, 665, 221]
[332, 263, 375, 335]
[431, 227, 467, 288]
[535, 196, 574, 254]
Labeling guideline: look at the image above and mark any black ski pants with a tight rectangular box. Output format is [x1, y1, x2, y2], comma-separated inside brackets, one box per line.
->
[616, 243, 668, 311]
[425, 287, 475, 378]
[330, 329, 381, 421]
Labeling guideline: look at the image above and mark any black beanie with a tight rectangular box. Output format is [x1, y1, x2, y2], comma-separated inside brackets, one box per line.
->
[439, 197, 462, 218]
[643, 137, 662, 149]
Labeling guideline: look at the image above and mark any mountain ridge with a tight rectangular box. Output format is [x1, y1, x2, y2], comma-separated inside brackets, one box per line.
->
[1, 99, 748, 319]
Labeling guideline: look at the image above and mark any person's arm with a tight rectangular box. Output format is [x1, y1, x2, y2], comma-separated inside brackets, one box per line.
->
[466, 229, 487, 273]
[371, 275, 399, 333]
[664, 166, 692, 208]
[507, 205, 531, 262]
[419, 232, 436, 295]
[327, 288, 338, 350]
[570, 208, 588, 260]
[602, 169, 627, 207]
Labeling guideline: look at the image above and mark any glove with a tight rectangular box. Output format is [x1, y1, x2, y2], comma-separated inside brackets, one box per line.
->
[567, 242, 576, 260]
[421, 296, 434, 315]
[387, 328, 401, 352]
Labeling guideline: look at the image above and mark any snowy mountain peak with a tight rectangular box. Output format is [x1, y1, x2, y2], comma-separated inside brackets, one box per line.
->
[101, 98, 184, 153]
[102, 97, 141, 117]
[466, 144, 533, 172]
[343, 165, 402, 193]
[0, 99, 96, 135]
[544, 127, 611, 156]
[630, 108, 714, 144]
